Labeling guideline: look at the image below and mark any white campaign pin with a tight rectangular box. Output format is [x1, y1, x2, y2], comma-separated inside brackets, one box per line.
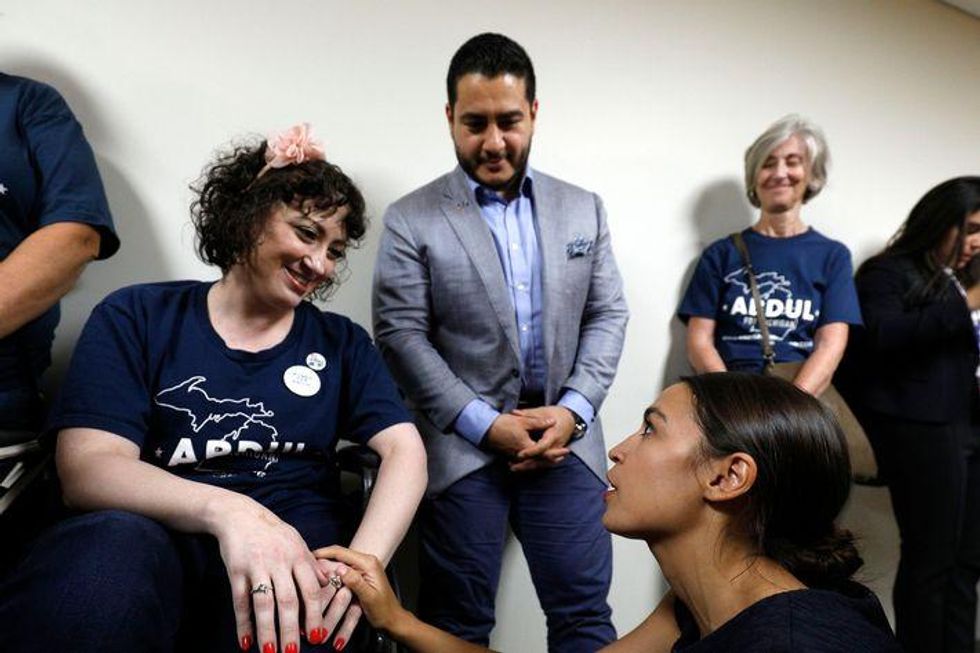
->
[306, 352, 327, 371]
[283, 365, 321, 397]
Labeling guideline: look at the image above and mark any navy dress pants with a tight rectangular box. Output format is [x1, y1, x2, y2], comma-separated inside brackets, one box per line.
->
[418, 455, 615, 653]
[873, 414, 980, 653]
[0, 500, 354, 653]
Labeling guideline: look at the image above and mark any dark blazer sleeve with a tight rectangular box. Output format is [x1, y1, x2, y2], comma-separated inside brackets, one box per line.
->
[845, 255, 979, 423]
[858, 258, 973, 352]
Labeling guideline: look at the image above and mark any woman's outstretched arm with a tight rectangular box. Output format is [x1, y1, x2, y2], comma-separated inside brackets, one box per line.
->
[600, 589, 678, 653]
[316, 545, 494, 653]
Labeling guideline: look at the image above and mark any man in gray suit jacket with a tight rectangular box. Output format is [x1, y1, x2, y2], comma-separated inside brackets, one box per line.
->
[373, 33, 628, 652]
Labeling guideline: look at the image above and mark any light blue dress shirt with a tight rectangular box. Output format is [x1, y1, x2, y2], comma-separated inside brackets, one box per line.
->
[453, 170, 594, 446]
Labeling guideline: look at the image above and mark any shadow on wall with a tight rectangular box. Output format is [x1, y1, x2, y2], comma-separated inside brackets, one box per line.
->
[6, 60, 170, 390]
[660, 178, 755, 390]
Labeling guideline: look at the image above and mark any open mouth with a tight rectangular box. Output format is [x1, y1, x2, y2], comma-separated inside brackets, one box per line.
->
[604, 478, 617, 501]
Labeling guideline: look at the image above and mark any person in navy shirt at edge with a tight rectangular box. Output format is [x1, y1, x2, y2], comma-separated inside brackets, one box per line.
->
[0, 124, 427, 653]
[316, 373, 902, 652]
[677, 115, 861, 396]
[0, 72, 118, 571]
[0, 73, 119, 436]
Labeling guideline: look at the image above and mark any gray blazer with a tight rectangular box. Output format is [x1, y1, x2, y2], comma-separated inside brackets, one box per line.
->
[372, 167, 628, 495]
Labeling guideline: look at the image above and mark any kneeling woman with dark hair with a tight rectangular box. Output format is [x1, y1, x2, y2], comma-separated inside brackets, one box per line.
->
[319, 373, 900, 652]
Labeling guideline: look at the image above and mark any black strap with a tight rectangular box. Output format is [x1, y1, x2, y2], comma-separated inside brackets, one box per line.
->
[730, 232, 775, 371]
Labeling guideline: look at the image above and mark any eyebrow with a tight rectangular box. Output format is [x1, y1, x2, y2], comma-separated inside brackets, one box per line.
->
[296, 214, 349, 245]
[460, 110, 524, 121]
[293, 215, 324, 231]
[644, 406, 668, 425]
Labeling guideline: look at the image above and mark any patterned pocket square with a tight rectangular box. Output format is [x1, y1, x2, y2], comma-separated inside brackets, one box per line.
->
[566, 235, 594, 258]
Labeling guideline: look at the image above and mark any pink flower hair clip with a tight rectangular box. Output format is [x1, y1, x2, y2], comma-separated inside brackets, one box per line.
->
[255, 122, 326, 180]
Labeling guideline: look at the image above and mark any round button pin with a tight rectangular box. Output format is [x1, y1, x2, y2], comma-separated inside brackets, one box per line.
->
[306, 352, 327, 371]
[283, 365, 321, 397]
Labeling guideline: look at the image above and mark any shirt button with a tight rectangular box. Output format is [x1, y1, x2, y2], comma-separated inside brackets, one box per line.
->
[511, 369, 520, 378]
[516, 283, 527, 291]
[510, 243, 519, 251]
[520, 324, 529, 332]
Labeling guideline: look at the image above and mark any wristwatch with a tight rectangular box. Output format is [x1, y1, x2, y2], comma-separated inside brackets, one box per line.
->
[569, 410, 588, 441]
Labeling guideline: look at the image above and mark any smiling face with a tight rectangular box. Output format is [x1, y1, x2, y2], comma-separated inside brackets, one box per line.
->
[238, 202, 349, 312]
[603, 384, 710, 541]
[936, 210, 980, 270]
[754, 135, 810, 214]
[447, 73, 537, 199]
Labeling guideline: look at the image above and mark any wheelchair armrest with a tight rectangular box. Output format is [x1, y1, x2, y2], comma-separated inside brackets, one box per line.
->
[336, 443, 381, 474]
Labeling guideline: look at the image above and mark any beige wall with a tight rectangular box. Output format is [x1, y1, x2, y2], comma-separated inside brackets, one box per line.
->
[3, 0, 980, 649]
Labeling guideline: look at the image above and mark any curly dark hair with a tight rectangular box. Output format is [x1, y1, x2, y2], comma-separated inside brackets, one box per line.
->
[190, 139, 367, 300]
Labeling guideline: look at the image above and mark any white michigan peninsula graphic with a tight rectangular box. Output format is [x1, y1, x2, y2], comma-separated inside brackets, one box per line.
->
[155, 376, 304, 476]
[722, 267, 818, 346]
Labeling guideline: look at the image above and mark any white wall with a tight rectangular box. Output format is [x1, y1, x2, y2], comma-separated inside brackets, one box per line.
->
[3, 1, 980, 649]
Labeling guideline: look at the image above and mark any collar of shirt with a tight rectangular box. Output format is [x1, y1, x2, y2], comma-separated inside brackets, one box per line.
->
[463, 168, 534, 207]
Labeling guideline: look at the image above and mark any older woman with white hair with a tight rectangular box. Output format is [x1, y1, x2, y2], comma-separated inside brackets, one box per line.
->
[677, 115, 861, 395]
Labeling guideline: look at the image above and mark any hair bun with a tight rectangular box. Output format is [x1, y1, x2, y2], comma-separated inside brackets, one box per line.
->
[766, 527, 862, 589]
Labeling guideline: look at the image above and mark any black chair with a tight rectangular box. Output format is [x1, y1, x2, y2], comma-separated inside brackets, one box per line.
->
[336, 443, 406, 653]
[0, 430, 61, 577]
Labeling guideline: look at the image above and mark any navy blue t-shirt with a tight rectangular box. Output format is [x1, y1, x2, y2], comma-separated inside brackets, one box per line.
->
[0, 73, 119, 425]
[672, 583, 901, 652]
[48, 281, 410, 507]
[677, 228, 861, 371]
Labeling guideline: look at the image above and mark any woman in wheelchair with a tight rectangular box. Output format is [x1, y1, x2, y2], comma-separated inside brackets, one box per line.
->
[0, 124, 427, 653]
[320, 373, 901, 652]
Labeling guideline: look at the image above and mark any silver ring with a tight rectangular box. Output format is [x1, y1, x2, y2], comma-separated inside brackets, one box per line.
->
[251, 582, 273, 595]
[328, 575, 343, 590]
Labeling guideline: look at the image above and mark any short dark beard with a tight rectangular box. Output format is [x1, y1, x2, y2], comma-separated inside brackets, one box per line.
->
[454, 139, 532, 199]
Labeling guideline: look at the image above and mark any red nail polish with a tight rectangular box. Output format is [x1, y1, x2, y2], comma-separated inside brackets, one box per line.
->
[334, 637, 346, 652]
[240, 634, 253, 651]
[262, 642, 275, 653]
[308, 627, 323, 645]
[285, 643, 298, 653]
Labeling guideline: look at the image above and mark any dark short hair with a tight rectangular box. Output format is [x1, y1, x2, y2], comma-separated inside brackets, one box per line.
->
[446, 33, 536, 107]
[190, 139, 367, 300]
[682, 372, 861, 589]
[868, 176, 980, 294]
